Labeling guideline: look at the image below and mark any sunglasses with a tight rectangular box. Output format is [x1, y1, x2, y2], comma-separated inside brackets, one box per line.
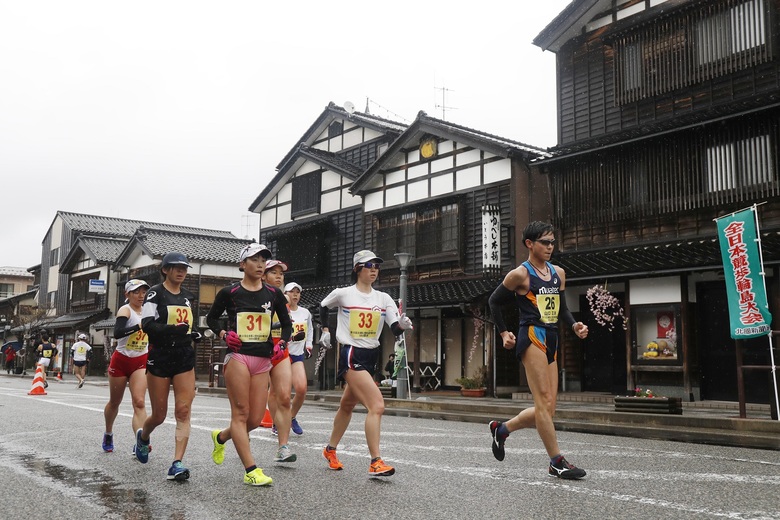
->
[535, 239, 556, 247]
[361, 262, 381, 269]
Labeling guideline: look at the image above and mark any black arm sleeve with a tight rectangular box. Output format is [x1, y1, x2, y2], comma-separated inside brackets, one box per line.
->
[141, 317, 180, 335]
[113, 316, 140, 339]
[274, 292, 293, 342]
[488, 284, 516, 333]
[390, 322, 405, 336]
[558, 290, 576, 328]
[206, 290, 228, 333]
[319, 306, 330, 329]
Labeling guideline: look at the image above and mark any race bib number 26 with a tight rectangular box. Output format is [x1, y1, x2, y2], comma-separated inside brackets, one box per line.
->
[537, 294, 560, 324]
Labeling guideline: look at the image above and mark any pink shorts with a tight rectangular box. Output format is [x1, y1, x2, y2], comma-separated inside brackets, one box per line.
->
[108, 350, 147, 378]
[225, 353, 272, 376]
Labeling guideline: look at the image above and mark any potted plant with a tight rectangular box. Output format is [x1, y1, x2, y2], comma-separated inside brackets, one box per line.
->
[456, 367, 486, 397]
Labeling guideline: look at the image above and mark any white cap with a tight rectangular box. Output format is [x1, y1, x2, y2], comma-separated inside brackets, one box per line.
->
[265, 259, 288, 272]
[125, 279, 150, 293]
[353, 250, 383, 268]
[240, 243, 272, 262]
[283, 282, 302, 293]
[78, 334, 87, 340]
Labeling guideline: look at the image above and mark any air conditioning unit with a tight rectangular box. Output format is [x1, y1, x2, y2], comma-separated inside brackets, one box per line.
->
[198, 316, 208, 329]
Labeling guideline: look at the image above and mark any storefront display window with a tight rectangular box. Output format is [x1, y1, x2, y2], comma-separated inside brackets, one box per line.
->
[632, 304, 681, 364]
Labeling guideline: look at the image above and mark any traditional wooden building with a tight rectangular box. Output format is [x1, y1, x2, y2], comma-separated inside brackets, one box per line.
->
[534, 0, 780, 402]
[251, 103, 550, 392]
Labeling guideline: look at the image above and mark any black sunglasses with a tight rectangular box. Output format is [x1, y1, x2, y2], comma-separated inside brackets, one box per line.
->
[535, 239, 556, 247]
[362, 262, 381, 269]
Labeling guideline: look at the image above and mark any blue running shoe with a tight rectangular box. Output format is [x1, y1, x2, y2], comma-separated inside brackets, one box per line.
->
[167, 461, 190, 481]
[291, 417, 303, 435]
[135, 428, 150, 464]
[102, 433, 114, 453]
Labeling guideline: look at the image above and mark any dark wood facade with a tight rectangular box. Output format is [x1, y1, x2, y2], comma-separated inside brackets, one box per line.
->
[537, 0, 780, 402]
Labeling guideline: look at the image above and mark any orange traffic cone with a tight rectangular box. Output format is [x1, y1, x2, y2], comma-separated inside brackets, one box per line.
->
[56, 372, 63, 381]
[28, 364, 47, 396]
[260, 407, 273, 428]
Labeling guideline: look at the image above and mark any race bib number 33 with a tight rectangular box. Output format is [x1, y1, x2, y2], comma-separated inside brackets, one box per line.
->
[349, 310, 380, 338]
[237, 312, 271, 343]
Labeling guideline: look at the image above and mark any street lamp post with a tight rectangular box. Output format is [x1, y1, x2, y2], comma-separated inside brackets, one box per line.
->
[394, 252, 413, 400]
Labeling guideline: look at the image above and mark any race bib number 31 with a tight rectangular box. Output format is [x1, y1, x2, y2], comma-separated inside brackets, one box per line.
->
[237, 312, 271, 343]
[167, 305, 192, 333]
[537, 294, 560, 324]
[349, 310, 380, 338]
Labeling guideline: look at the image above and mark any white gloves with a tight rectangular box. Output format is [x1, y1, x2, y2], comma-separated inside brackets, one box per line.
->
[398, 313, 413, 331]
[319, 331, 331, 348]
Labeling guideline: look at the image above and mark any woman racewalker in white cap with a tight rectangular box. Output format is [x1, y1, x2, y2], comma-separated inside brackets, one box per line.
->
[283, 281, 313, 435]
[102, 279, 150, 453]
[319, 250, 413, 477]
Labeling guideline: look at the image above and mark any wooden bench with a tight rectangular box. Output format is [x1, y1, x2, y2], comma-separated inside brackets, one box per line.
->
[614, 396, 683, 414]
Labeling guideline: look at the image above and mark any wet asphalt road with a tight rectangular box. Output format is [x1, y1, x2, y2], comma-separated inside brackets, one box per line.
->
[1, 376, 779, 520]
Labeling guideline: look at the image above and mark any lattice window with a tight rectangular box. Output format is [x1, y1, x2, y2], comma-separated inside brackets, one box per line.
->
[374, 202, 459, 261]
[291, 171, 321, 217]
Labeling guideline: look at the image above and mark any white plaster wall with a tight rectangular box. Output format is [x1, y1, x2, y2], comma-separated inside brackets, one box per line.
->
[342, 128, 362, 148]
[456, 165, 481, 190]
[296, 161, 318, 176]
[51, 216, 63, 248]
[430, 157, 451, 174]
[260, 208, 276, 229]
[438, 141, 453, 154]
[328, 136, 343, 153]
[342, 189, 361, 207]
[456, 149, 481, 166]
[484, 158, 511, 184]
[408, 180, 428, 202]
[365, 192, 383, 212]
[363, 176, 383, 190]
[277, 183, 292, 203]
[408, 149, 420, 163]
[322, 170, 342, 191]
[197, 264, 243, 278]
[630, 277, 681, 304]
[386, 170, 405, 185]
[430, 173, 453, 196]
[276, 203, 292, 225]
[363, 128, 382, 141]
[385, 185, 405, 207]
[408, 163, 427, 179]
[320, 191, 341, 213]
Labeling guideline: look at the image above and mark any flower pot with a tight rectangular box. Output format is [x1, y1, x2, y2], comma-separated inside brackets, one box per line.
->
[460, 388, 486, 397]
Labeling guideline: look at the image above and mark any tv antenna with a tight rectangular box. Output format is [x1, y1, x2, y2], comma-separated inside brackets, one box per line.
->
[241, 214, 256, 240]
[434, 84, 457, 120]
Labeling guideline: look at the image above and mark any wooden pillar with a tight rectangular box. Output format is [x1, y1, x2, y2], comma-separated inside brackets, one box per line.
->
[681, 273, 692, 401]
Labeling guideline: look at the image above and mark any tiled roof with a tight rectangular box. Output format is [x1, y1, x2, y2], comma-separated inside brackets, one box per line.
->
[92, 317, 116, 330]
[137, 229, 253, 265]
[297, 277, 502, 311]
[300, 146, 364, 179]
[80, 236, 129, 263]
[0, 266, 34, 277]
[45, 308, 111, 331]
[58, 211, 236, 239]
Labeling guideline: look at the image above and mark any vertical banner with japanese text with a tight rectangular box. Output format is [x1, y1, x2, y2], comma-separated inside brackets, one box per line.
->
[481, 205, 501, 275]
[716, 207, 772, 339]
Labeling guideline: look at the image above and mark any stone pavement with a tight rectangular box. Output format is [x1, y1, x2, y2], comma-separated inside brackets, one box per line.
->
[8, 371, 779, 450]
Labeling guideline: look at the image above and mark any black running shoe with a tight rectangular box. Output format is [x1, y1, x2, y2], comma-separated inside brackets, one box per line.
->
[548, 456, 586, 480]
[489, 420, 506, 461]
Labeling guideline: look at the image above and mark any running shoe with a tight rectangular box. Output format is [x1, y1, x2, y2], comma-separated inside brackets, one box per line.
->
[135, 428, 150, 464]
[323, 447, 343, 470]
[548, 456, 586, 480]
[274, 445, 297, 463]
[489, 420, 506, 461]
[102, 433, 114, 453]
[270, 425, 278, 436]
[244, 468, 272, 486]
[167, 461, 190, 481]
[291, 417, 303, 435]
[211, 429, 225, 465]
[369, 458, 395, 477]
[43, 381, 48, 389]
[78, 380, 84, 389]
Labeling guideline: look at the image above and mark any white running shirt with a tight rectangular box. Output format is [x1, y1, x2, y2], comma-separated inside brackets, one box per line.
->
[321, 285, 400, 350]
[70, 341, 92, 362]
[116, 305, 149, 358]
[287, 306, 313, 356]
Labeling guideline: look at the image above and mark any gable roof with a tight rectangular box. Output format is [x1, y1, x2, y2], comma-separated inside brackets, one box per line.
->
[60, 236, 129, 273]
[114, 228, 253, 269]
[350, 111, 550, 194]
[248, 102, 407, 213]
[532, 0, 608, 53]
[56, 211, 236, 240]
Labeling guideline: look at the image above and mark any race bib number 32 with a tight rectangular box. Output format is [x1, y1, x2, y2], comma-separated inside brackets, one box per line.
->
[349, 310, 380, 338]
[167, 305, 192, 333]
[237, 312, 271, 343]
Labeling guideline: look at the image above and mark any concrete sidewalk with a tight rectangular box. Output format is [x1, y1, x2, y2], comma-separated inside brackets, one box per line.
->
[10, 372, 779, 451]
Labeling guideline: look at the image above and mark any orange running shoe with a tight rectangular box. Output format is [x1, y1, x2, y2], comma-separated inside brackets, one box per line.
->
[323, 447, 344, 470]
[369, 457, 395, 477]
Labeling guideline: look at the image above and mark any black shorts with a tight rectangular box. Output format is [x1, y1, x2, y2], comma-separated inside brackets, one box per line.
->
[517, 325, 558, 365]
[146, 344, 196, 378]
[337, 344, 379, 382]
[73, 360, 88, 367]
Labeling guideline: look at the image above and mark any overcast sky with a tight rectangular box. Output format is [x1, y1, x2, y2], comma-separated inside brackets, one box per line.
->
[0, 0, 571, 269]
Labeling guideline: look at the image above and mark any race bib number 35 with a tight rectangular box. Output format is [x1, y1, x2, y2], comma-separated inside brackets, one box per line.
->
[349, 310, 380, 338]
[167, 305, 192, 333]
[537, 294, 560, 324]
[237, 312, 271, 343]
